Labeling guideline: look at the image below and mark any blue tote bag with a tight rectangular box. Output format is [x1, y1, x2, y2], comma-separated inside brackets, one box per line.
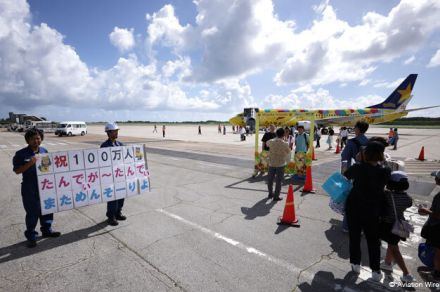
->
[322, 172, 353, 203]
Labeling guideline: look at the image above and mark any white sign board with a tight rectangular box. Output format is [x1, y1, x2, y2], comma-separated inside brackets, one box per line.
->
[37, 144, 150, 214]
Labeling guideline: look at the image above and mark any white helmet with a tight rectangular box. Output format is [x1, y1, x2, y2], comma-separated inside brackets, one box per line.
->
[105, 122, 119, 132]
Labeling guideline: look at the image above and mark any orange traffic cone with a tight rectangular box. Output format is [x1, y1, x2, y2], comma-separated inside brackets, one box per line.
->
[277, 184, 300, 227]
[335, 143, 340, 154]
[312, 146, 317, 160]
[417, 146, 425, 161]
[301, 165, 316, 193]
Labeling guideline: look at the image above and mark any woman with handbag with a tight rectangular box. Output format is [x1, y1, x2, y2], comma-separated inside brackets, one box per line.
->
[418, 170, 440, 282]
[344, 141, 391, 282]
[379, 171, 414, 283]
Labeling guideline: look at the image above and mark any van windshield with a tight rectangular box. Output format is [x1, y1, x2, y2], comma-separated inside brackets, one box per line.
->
[60, 124, 67, 128]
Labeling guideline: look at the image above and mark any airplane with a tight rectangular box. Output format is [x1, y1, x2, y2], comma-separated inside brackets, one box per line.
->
[229, 74, 439, 130]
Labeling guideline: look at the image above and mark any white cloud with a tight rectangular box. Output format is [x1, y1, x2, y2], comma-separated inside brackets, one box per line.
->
[403, 55, 415, 65]
[427, 49, 440, 67]
[373, 78, 404, 89]
[0, 0, 253, 117]
[146, 5, 190, 50]
[109, 27, 135, 52]
[275, 0, 440, 85]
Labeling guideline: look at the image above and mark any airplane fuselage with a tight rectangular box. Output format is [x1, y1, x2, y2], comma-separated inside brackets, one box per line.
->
[229, 108, 408, 128]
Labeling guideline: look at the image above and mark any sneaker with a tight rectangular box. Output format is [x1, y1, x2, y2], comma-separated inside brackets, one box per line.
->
[115, 214, 127, 221]
[351, 264, 361, 274]
[371, 271, 383, 282]
[273, 197, 283, 201]
[42, 231, 61, 238]
[267, 193, 274, 199]
[400, 274, 415, 283]
[342, 228, 349, 233]
[26, 240, 37, 248]
[107, 217, 119, 226]
[380, 261, 393, 272]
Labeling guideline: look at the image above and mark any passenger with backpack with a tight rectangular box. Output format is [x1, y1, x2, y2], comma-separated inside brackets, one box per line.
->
[340, 121, 369, 233]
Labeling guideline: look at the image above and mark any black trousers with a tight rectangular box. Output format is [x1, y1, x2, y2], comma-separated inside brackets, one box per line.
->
[346, 207, 381, 272]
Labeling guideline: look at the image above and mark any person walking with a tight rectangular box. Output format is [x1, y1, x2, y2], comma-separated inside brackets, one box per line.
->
[379, 171, 415, 283]
[418, 170, 440, 282]
[388, 128, 394, 144]
[13, 128, 62, 247]
[315, 127, 321, 148]
[392, 128, 399, 150]
[266, 128, 291, 201]
[340, 127, 348, 149]
[153, 124, 158, 133]
[198, 125, 202, 135]
[327, 128, 334, 150]
[162, 125, 166, 138]
[344, 141, 391, 282]
[223, 125, 226, 135]
[101, 122, 127, 226]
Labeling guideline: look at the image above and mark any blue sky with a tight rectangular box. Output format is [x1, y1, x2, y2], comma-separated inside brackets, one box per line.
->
[1, 0, 439, 122]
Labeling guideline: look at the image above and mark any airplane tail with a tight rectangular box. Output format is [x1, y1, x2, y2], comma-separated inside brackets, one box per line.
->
[367, 74, 418, 110]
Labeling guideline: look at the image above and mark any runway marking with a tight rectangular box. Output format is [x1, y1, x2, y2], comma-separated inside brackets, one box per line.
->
[157, 208, 408, 288]
[156, 208, 303, 274]
[57, 142, 68, 145]
[46, 142, 58, 146]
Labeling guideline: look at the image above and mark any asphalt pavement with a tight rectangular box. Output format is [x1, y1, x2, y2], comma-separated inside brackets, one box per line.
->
[1, 127, 440, 292]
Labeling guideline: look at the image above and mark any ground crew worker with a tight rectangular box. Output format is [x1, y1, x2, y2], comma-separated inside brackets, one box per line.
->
[102, 122, 127, 226]
[13, 128, 61, 248]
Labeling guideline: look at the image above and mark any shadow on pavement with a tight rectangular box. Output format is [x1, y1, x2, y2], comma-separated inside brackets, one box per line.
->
[296, 270, 393, 292]
[0, 221, 109, 264]
[225, 175, 304, 193]
[241, 198, 277, 220]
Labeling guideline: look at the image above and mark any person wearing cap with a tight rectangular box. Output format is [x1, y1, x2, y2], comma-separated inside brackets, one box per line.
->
[13, 128, 61, 248]
[418, 170, 440, 282]
[344, 141, 391, 282]
[101, 122, 126, 226]
[379, 171, 415, 283]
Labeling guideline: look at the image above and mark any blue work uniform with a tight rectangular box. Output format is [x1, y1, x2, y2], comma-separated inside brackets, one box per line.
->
[101, 139, 125, 219]
[13, 146, 54, 241]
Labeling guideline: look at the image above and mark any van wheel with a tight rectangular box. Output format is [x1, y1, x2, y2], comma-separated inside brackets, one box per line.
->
[67, 132, 72, 136]
[81, 131, 85, 136]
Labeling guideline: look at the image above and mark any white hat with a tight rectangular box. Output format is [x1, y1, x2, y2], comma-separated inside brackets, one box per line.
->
[431, 170, 440, 178]
[105, 122, 119, 132]
[390, 170, 408, 182]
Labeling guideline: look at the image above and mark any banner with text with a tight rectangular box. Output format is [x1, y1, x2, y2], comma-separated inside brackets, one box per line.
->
[36, 144, 150, 215]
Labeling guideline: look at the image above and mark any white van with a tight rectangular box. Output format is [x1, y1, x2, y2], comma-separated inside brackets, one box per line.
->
[55, 121, 87, 136]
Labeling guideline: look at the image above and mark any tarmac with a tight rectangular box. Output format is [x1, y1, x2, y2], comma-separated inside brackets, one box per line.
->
[1, 124, 440, 292]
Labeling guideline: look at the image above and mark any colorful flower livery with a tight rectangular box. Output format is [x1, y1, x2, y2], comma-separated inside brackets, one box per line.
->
[36, 144, 150, 215]
[229, 74, 439, 175]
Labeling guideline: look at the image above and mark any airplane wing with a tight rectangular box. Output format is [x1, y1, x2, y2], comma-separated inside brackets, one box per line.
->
[404, 105, 440, 112]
